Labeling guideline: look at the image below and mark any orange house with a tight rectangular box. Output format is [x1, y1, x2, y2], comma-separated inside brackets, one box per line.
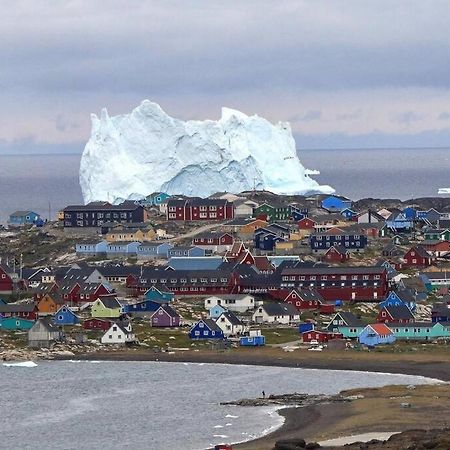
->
[240, 219, 269, 234]
[37, 293, 64, 315]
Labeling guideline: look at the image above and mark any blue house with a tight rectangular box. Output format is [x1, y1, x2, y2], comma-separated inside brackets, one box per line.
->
[144, 285, 174, 303]
[189, 319, 224, 339]
[385, 210, 413, 232]
[321, 196, 352, 212]
[358, 324, 396, 346]
[209, 304, 227, 319]
[341, 208, 357, 220]
[417, 209, 441, 224]
[52, 306, 80, 325]
[254, 229, 285, 251]
[8, 210, 41, 226]
[402, 207, 417, 221]
[122, 299, 161, 314]
[379, 290, 416, 312]
[167, 246, 206, 258]
[166, 256, 223, 271]
[289, 205, 308, 221]
[310, 232, 367, 252]
[0, 316, 35, 331]
[106, 241, 141, 256]
[136, 242, 173, 259]
[75, 240, 108, 256]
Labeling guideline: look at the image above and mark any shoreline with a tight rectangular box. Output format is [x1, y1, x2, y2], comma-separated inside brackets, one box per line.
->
[54, 348, 450, 450]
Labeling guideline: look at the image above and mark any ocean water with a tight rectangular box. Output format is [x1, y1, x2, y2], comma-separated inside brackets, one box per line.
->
[0, 148, 450, 224]
[0, 360, 437, 450]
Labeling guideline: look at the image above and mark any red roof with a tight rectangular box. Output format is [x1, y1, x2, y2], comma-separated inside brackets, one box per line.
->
[369, 323, 393, 335]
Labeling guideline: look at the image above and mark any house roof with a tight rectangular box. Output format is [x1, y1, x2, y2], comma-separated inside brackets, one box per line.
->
[0, 303, 36, 313]
[409, 246, 433, 259]
[335, 312, 365, 327]
[219, 310, 243, 326]
[156, 304, 180, 318]
[202, 318, 223, 332]
[64, 201, 142, 212]
[383, 305, 414, 320]
[98, 296, 122, 309]
[166, 257, 224, 271]
[259, 302, 299, 317]
[10, 210, 38, 217]
[282, 266, 385, 275]
[296, 289, 324, 303]
[368, 323, 393, 335]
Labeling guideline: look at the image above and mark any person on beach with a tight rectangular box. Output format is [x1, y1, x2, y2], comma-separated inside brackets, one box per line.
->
[262, 390, 265, 398]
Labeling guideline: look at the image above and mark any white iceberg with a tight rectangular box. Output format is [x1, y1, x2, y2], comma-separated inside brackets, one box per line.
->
[438, 188, 450, 194]
[3, 361, 37, 367]
[79, 100, 334, 203]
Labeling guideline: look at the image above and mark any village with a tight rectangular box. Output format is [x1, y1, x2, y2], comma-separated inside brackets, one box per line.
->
[1, 191, 450, 360]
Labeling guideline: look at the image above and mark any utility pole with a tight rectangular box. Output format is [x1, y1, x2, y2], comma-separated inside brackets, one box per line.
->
[48, 202, 51, 222]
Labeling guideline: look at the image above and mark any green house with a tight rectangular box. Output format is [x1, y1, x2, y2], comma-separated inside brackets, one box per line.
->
[391, 322, 450, 340]
[254, 202, 291, 221]
[91, 296, 122, 319]
[424, 229, 450, 241]
[0, 316, 35, 331]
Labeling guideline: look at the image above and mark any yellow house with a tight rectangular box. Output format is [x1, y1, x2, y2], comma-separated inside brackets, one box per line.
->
[275, 241, 295, 251]
[106, 227, 156, 242]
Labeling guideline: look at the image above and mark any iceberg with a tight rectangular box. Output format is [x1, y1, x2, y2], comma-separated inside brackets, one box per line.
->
[438, 188, 450, 194]
[79, 101, 334, 203]
[3, 361, 37, 367]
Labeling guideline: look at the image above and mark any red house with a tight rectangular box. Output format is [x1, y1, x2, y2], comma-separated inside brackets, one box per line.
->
[167, 198, 234, 221]
[284, 289, 323, 310]
[83, 318, 113, 331]
[323, 245, 350, 263]
[302, 330, 343, 343]
[403, 247, 435, 268]
[0, 302, 37, 320]
[298, 217, 316, 230]
[377, 305, 414, 324]
[419, 240, 450, 257]
[0, 264, 15, 294]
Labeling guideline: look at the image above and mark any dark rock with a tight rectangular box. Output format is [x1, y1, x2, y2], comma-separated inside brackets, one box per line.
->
[274, 443, 304, 450]
[305, 443, 321, 449]
[275, 438, 306, 448]
[422, 441, 438, 449]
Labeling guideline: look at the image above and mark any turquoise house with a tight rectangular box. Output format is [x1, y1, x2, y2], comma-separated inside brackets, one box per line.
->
[391, 322, 450, 340]
[144, 192, 171, 206]
[0, 316, 35, 331]
[326, 312, 365, 338]
[144, 286, 174, 303]
[9, 210, 41, 226]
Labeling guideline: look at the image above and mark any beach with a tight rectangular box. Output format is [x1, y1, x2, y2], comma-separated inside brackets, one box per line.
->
[58, 346, 450, 449]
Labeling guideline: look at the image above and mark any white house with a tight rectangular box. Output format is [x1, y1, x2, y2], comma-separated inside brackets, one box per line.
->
[215, 311, 247, 337]
[252, 303, 300, 325]
[204, 294, 255, 313]
[101, 322, 136, 344]
[234, 199, 259, 218]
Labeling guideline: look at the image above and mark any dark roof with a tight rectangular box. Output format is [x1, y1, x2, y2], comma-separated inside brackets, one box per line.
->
[219, 310, 243, 325]
[156, 304, 180, 318]
[282, 266, 385, 275]
[383, 305, 414, 320]
[0, 303, 36, 313]
[64, 201, 142, 211]
[99, 296, 122, 309]
[296, 289, 324, 303]
[409, 246, 432, 259]
[202, 318, 223, 332]
[431, 302, 450, 315]
[259, 302, 299, 316]
[333, 311, 365, 327]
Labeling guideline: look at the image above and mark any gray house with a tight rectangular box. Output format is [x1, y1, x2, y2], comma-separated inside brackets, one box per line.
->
[28, 318, 63, 348]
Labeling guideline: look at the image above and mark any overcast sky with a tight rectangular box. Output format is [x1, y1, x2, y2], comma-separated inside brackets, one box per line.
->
[2, 0, 450, 154]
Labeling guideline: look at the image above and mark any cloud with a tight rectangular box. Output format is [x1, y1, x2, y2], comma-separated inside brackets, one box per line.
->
[1, 1, 450, 151]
